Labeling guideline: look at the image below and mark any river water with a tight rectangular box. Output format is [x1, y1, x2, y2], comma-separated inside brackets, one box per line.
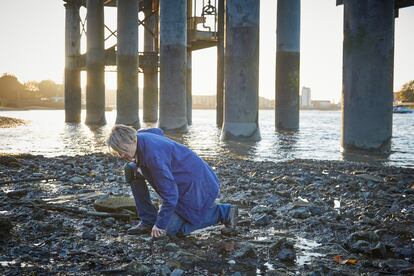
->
[0, 109, 413, 168]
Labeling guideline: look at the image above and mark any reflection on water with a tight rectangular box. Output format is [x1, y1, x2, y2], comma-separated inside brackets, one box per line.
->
[0, 110, 413, 167]
[341, 149, 391, 164]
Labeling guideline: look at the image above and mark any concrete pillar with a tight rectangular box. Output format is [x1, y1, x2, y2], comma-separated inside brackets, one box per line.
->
[220, 0, 261, 141]
[158, 0, 188, 132]
[342, 0, 395, 152]
[64, 0, 81, 123]
[116, 0, 140, 128]
[275, 0, 300, 130]
[143, 0, 159, 123]
[85, 0, 106, 125]
[216, 0, 224, 127]
[187, 49, 192, 125]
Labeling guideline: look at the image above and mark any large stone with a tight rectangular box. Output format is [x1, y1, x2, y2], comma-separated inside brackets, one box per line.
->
[69, 176, 84, 184]
[268, 238, 296, 263]
[94, 196, 137, 214]
[289, 207, 312, 219]
[233, 246, 258, 260]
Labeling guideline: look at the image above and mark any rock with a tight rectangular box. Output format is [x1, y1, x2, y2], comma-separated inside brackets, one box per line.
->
[32, 209, 48, 220]
[0, 155, 24, 168]
[6, 189, 29, 199]
[371, 242, 387, 258]
[102, 217, 116, 227]
[34, 221, 55, 232]
[350, 240, 371, 254]
[32, 172, 44, 178]
[347, 231, 380, 243]
[266, 195, 282, 205]
[107, 175, 117, 182]
[159, 265, 171, 276]
[0, 216, 13, 240]
[253, 214, 272, 226]
[268, 238, 296, 263]
[94, 196, 137, 214]
[228, 260, 236, 265]
[165, 242, 180, 252]
[357, 174, 383, 183]
[223, 240, 235, 252]
[233, 246, 257, 260]
[81, 231, 96, 241]
[171, 268, 185, 276]
[221, 227, 238, 237]
[379, 259, 413, 273]
[127, 260, 150, 275]
[395, 244, 414, 258]
[308, 206, 323, 216]
[289, 207, 312, 219]
[251, 205, 270, 214]
[69, 176, 84, 184]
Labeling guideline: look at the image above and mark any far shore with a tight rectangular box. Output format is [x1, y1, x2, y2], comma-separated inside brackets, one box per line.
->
[0, 115, 27, 128]
[0, 106, 341, 112]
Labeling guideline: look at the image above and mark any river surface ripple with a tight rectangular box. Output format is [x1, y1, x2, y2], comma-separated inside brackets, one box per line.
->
[0, 110, 413, 168]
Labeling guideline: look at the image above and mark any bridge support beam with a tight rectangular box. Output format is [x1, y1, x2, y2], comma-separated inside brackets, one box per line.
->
[158, 0, 188, 132]
[342, 0, 395, 153]
[143, 0, 159, 123]
[186, 0, 193, 126]
[275, 0, 300, 131]
[221, 0, 261, 141]
[85, 0, 106, 125]
[64, 0, 81, 123]
[116, 0, 140, 128]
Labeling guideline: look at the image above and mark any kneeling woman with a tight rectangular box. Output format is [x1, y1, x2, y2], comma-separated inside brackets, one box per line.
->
[107, 125, 238, 237]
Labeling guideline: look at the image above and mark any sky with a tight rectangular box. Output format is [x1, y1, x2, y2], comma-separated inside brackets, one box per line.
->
[0, 0, 413, 102]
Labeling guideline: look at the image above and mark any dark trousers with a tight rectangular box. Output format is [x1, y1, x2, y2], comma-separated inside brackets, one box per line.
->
[124, 162, 231, 235]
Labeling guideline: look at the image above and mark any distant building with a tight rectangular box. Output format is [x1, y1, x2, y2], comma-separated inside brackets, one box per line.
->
[301, 87, 312, 107]
[192, 95, 216, 109]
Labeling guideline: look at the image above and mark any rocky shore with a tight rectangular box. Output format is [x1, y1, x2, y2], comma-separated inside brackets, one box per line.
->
[0, 153, 413, 275]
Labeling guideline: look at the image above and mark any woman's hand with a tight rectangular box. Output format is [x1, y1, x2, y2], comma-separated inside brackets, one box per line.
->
[151, 225, 165, 238]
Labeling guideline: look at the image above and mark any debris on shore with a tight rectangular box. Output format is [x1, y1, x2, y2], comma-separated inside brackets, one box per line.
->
[1, 153, 413, 275]
[0, 116, 26, 128]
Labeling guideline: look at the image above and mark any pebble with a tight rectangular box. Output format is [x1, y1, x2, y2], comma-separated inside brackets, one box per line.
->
[171, 268, 185, 276]
[69, 176, 84, 184]
[81, 231, 96, 241]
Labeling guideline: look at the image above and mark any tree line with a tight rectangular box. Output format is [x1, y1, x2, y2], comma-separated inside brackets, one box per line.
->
[0, 73, 63, 101]
[395, 80, 414, 102]
[0, 72, 413, 103]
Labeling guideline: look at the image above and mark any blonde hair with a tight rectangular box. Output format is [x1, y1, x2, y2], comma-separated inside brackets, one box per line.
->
[107, 124, 137, 155]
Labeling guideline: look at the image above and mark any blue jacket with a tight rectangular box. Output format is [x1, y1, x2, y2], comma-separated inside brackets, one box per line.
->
[135, 128, 220, 229]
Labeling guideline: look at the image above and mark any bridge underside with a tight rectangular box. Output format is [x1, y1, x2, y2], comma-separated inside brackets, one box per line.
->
[337, 0, 414, 15]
